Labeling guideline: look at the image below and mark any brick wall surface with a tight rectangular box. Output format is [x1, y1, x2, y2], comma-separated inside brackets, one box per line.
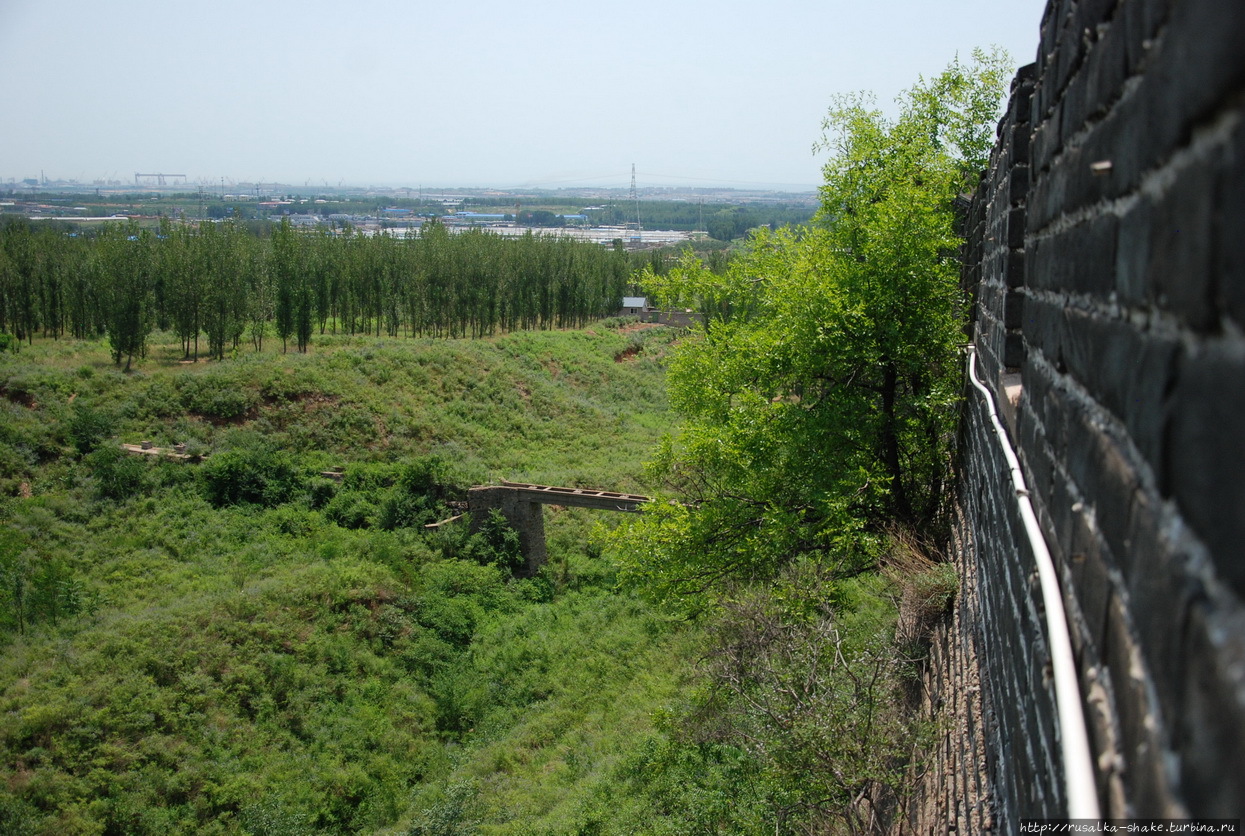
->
[951, 0, 1245, 824]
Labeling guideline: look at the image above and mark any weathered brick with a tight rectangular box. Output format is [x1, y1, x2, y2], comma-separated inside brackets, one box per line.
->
[1014, 68, 1037, 124]
[1215, 117, 1245, 329]
[1031, 103, 1063, 180]
[1052, 16, 1086, 102]
[1070, 414, 1140, 568]
[1177, 602, 1245, 817]
[1004, 289, 1025, 330]
[1007, 248, 1026, 289]
[1146, 153, 1216, 330]
[1115, 192, 1154, 305]
[1028, 217, 1117, 298]
[1101, 591, 1173, 816]
[1009, 164, 1031, 206]
[1007, 207, 1027, 249]
[1073, 0, 1120, 34]
[1060, 57, 1091, 145]
[1122, 488, 1190, 731]
[1070, 510, 1112, 657]
[1118, 0, 1170, 75]
[1155, 0, 1245, 138]
[1049, 469, 1077, 574]
[1081, 9, 1130, 120]
[1059, 310, 1176, 472]
[1164, 341, 1245, 596]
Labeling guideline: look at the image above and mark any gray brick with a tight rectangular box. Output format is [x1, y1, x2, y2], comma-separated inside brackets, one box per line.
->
[1004, 289, 1025, 330]
[1009, 164, 1031, 206]
[1063, 405, 1139, 568]
[1052, 17, 1085, 102]
[1007, 207, 1027, 249]
[1102, 592, 1172, 816]
[1115, 194, 1154, 305]
[1071, 513, 1112, 657]
[1073, 0, 1120, 34]
[1007, 248, 1026, 289]
[1059, 310, 1176, 472]
[1031, 104, 1062, 180]
[1060, 59, 1091, 146]
[1156, 0, 1245, 137]
[1003, 332, 1026, 370]
[1215, 117, 1245, 329]
[1082, 8, 1130, 119]
[1178, 603, 1245, 817]
[1032, 212, 1119, 296]
[1164, 342, 1245, 596]
[1118, 0, 1170, 75]
[1146, 154, 1216, 330]
[1122, 488, 1190, 732]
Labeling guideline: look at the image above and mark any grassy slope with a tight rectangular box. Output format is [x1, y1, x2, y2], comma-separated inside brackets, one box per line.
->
[0, 324, 691, 835]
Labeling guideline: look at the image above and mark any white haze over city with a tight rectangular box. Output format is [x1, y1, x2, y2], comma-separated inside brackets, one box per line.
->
[1, 0, 1049, 192]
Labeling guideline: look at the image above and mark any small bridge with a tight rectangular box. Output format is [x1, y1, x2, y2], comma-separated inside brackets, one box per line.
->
[463, 481, 651, 574]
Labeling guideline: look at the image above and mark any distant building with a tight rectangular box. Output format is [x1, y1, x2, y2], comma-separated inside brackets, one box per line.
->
[620, 296, 648, 315]
[445, 211, 508, 225]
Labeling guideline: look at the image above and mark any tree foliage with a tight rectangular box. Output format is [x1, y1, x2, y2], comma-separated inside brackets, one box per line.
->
[620, 49, 1010, 600]
[0, 219, 633, 364]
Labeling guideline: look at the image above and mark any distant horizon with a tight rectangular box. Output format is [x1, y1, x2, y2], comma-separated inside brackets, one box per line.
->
[1, 177, 820, 198]
[1, 0, 1048, 195]
[1, 173, 821, 196]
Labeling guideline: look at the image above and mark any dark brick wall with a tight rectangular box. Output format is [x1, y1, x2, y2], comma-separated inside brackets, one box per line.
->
[954, 0, 1245, 822]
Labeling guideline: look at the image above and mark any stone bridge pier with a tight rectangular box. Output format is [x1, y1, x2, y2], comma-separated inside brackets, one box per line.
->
[466, 482, 650, 576]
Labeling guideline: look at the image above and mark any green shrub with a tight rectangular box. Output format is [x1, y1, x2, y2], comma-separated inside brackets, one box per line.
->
[86, 444, 147, 500]
[325, 491, 378, 529]
[463, 509, 523, 573]
[307, 477, 338, 510]
[66, 402, 114, 455]
[178, 373, 258, 420]
[136, 379, 183, 419]
[0, 528, 88, 636]
[200, 448, 300, 507]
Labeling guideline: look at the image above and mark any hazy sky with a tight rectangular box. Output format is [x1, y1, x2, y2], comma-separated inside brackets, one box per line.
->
[1, 0, 1049, 192]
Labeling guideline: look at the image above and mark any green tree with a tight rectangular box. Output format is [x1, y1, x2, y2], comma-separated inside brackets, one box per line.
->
[619, 50, 1010, 599]
[96, 225, 155, 371]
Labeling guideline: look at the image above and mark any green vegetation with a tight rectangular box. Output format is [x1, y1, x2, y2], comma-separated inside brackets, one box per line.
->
[0, 323, 703, 834]
[615, 50, 1010, 831]
[1, 50, 1010, 836]
[0, 217, 632, 362]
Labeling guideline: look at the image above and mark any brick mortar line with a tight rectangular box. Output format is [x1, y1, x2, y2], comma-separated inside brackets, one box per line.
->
[1023, 347, 1231, 616]
[1033, 2, 1171, 174]
[1024, 345, 1160, 496]
[1019, 285, 1183, 343]
[1029, 102, 1242, 248]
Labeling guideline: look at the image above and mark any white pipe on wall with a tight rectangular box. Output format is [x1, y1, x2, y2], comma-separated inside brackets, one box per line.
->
[967, 346, 1101, 820]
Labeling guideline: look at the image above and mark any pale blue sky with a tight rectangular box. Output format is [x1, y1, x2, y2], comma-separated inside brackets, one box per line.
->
[1, 0, 1049, 191]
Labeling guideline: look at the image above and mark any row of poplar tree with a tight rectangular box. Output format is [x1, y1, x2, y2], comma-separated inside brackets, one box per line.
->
[0, 218, 634, 369]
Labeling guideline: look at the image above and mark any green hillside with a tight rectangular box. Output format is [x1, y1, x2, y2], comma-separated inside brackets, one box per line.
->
[0, 324, 705, 834]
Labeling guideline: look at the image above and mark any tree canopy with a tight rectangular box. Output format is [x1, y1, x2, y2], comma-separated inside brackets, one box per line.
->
[620, 49, 1011, 601]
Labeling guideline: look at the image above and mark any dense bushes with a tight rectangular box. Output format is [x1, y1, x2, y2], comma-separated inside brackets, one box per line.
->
[201, 446, 300, 507]
[0, 324, 686, 833]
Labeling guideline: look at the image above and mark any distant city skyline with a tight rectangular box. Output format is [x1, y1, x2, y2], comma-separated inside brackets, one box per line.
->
[1, 0, 1050, 192]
